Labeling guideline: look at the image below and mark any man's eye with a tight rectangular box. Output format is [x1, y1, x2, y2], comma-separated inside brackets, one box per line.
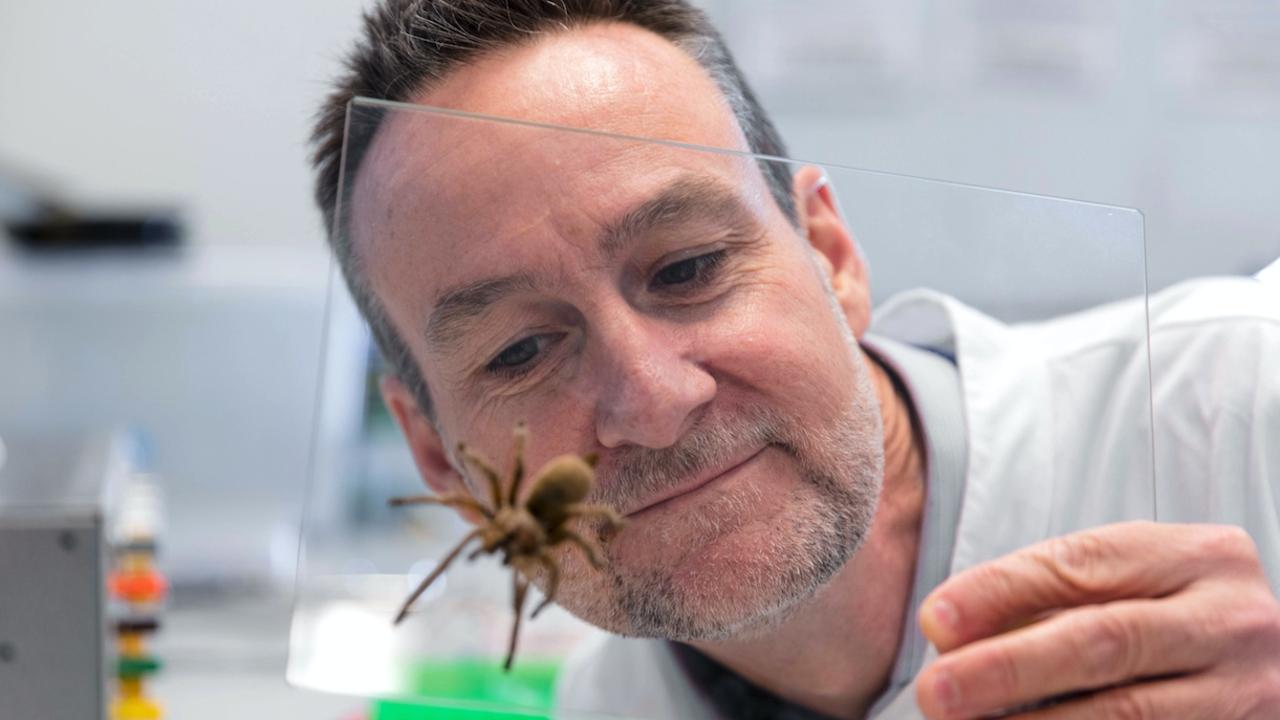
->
[487, 336, 543, 376]
[652, 250, 727, 289]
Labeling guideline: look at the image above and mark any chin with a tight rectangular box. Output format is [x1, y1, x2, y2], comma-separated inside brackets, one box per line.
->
[606, 486, 866, 642]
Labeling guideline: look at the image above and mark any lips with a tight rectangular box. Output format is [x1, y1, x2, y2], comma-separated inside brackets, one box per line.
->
[622, 446, 766, 518]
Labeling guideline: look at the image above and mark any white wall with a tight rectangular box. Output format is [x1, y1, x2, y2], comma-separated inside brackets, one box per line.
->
[0, 0, 365, 249]
[699, 0, 1280, 290]
[2, 0, 1276, 285]
[0, 0, 373, 582]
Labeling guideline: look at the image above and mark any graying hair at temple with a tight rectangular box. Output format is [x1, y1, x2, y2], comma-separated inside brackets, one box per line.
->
[310, 0, 796, 420]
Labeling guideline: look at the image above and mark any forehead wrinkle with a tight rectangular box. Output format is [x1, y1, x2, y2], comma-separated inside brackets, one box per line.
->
[598, 174, 759, 261]
[425, 272, 541, 351]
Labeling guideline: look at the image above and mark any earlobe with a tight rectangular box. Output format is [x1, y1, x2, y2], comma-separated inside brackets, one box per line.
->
[792, 165, 872, 338]
[378, 375, 460, 496]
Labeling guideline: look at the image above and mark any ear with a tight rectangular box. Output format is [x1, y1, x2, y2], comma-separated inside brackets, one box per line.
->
[792, 165, 872, 338]
[378, 375, 484, 525]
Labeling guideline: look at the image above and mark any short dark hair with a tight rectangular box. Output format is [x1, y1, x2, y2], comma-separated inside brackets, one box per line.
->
[311, 0, 794, 420]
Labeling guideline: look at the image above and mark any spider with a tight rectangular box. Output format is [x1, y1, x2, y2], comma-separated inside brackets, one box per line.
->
[388, 422, 626, 670]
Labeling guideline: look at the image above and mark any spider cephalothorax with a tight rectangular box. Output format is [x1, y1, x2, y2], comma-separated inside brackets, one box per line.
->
[389, 422, 625, 670]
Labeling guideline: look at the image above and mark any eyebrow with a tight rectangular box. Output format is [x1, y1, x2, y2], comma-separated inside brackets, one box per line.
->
[423, 174, 756, 352]
[597, 175, 756, 261]
[425, 272, 540, 350]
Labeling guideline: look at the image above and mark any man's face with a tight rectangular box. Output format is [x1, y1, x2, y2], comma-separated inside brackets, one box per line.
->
[352, 23, 884, 641]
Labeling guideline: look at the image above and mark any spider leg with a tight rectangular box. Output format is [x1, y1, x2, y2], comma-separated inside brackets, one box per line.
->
[504, 572, 530, 672]
[558, 528, 607, 569]
[467, 528, 515, 561]
[393, 528, 483, 625]
[507, 422, 528, 506]
[388, 492, 493, 520]
[564, 502, 626, 529]
[458, 441, 504, 511]
[467, 535, 498, 561]
[530, 549, 560, 619]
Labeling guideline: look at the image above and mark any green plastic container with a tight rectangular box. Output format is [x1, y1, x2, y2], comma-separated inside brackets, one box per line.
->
[372, 658, 559, 719]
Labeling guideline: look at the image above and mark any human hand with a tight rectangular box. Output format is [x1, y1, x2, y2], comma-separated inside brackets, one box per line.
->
[914, 521, 1280, 719]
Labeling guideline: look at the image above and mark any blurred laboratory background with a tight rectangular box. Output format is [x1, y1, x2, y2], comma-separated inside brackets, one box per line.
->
[0, 0, 1277, 718]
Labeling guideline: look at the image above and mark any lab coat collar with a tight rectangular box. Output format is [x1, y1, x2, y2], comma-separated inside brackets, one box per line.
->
[872, 289, 1055, 575]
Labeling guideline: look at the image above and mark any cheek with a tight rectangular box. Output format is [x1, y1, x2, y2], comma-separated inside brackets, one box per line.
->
[700, 266, 862, 412]
[446, 386, 598, 480]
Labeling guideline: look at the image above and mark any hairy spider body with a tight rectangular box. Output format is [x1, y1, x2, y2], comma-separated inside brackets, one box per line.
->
[389, 423, 624, 670]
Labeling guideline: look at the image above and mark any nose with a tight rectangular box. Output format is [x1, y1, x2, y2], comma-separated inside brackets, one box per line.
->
[592, 312, 716, 450]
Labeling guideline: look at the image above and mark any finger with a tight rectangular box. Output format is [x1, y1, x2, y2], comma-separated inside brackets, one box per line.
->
[921, 522, 1259, 651]
[916, 597, 1222, 719]
[1010, 672, 1231, 720]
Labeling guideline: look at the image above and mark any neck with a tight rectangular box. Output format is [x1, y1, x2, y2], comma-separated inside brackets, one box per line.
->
[691, 350, 926, 719]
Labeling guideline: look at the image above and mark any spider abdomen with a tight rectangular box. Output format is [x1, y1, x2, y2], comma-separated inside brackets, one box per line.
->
[524, 455, 594, 526]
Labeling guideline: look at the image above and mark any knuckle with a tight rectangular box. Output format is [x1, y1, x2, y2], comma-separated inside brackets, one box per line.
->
[1196, 525, 1259, 568]
[1048, 532, 1114, 594]
[964, 562, 1017, 614]
[984, 645, 1024, 699]
[1249, 601, 1280, 641]
[969, 562, 1012, 594]
[1196, 601, 1242, 651]
[1074, 609, 1141, 683]
[1223, 592, 1280, 646]
[1100, 687, 1154, 720]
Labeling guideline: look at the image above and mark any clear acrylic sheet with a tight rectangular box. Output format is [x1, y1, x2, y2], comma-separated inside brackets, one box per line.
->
[288, 99, 1152, 718]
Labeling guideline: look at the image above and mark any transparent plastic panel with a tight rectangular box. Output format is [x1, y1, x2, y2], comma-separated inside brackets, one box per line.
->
[289, 99, 1152, 718]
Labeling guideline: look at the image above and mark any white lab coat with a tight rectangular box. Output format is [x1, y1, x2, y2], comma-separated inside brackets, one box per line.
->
[556, 276, 1280, 720]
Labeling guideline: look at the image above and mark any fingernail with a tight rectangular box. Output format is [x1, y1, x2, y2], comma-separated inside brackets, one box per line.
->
[930, 598, 959, 632]
[933, 669, 961, 713]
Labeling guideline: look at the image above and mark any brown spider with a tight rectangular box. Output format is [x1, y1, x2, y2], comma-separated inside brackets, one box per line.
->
[388, 422, 626, 670]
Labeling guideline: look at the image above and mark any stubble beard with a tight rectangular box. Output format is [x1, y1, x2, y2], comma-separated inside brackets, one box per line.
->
[608, 394, 883, 642]
[575, 335, 885, 642]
